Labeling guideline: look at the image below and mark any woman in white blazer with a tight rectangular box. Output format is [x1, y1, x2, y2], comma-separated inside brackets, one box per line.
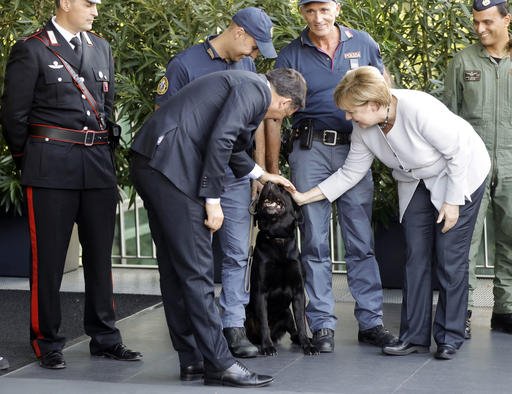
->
[292, 66, 490, 360]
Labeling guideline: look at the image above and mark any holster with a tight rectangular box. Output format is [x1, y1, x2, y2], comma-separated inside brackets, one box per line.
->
[106, 119, 122, 150]
[297, 119, 314, 150]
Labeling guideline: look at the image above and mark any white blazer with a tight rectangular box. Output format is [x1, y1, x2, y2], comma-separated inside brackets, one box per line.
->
[318, 89, 490, 221]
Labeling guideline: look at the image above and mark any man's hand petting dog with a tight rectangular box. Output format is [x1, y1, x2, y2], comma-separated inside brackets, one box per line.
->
[257, 172, 296, 194]
[245, 181, 319, 356]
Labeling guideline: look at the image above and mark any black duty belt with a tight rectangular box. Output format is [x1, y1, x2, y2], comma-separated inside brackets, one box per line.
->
[311, 129, 351, 146]
[30, 125, 109, 146]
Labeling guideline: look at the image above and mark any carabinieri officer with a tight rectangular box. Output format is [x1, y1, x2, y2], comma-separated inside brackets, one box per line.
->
[1, 0, 141, 369]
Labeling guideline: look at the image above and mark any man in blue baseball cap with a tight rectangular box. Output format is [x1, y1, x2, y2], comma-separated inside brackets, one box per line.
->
[232, 7, 277, 59]
[444, 0, 511, 339]
[154, 7, 278, 364]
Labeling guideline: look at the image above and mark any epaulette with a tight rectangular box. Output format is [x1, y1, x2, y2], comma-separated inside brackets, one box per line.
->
[22, 28, 44, 42]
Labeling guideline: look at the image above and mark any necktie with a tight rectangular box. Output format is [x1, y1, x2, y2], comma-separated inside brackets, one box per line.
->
[70, 36, 82, 60]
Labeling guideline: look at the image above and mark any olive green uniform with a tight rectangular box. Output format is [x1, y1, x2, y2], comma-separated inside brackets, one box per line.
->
[444, 43, 512, 313]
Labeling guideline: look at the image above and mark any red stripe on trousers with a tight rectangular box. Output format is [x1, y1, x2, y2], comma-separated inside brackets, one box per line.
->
[26, 187, 42, 357]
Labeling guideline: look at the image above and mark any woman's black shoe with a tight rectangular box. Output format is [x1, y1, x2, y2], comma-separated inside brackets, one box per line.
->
[382, 341, 429, 356]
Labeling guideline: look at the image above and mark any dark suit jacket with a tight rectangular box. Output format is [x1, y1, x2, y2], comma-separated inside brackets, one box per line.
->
[1, 20, 116, 189]
[131, 70, 271, 201]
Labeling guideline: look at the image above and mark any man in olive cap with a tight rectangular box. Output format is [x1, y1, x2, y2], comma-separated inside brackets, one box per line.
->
[444, 0, 512, 337]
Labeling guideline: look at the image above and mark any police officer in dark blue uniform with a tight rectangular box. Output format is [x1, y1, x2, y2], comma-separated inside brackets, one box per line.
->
[1, 0, 141, 369]
[154, 7, 277, 359]
[265, 0, 398, 353]
[130, 68, 306, 387]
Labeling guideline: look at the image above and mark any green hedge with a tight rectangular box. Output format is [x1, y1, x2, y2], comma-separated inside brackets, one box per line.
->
[0, 0, 478, 214]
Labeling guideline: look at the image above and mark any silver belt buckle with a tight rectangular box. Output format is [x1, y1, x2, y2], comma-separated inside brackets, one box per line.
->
[322, 130, 337, 146]
[84, 130, 95, 146]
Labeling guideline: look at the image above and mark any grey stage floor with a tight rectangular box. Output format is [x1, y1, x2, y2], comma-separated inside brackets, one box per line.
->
[0, 269, 509, 393]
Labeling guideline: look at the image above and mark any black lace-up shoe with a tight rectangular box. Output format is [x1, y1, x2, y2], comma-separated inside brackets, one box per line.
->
[180, 361, 204, 381]
[358, 325, 399, 347]
[204, 361, 273, 387]
[312, 328, 334, 353]
[434, 344, 457, 360]
[91, 343, 142, 361]
[39, 350, 66, 369]
[223, 327, 258, 358]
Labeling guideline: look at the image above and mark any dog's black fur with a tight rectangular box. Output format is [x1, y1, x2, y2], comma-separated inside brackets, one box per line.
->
[245, 182, 318, 356]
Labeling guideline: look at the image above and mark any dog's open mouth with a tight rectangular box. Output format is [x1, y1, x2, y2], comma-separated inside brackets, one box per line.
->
[262, 198, 285, 215]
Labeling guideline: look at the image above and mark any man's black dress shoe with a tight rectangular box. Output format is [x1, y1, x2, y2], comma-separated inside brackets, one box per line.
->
[39, 350, 66, 369]
[204, 361, 273, 387]
[180, 361, 204, 381]
[382, 341, 429, 356]
[491, 312, 512, 333]
[358, 325, 399, 347]
[465, 310, 472, 339]
[434, 344, 457, 360]
[91, 343, 143, 361]
[223, 327, 258, 358]
[312, 328, 334, 353]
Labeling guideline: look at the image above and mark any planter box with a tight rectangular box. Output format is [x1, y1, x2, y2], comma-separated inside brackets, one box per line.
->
[0, 213, 79, 277]
[0, 211, 30, 277]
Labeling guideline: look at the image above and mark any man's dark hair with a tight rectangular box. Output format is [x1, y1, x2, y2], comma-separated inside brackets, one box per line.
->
[266, 68, 307, 110]
[497, 2, 510, 16]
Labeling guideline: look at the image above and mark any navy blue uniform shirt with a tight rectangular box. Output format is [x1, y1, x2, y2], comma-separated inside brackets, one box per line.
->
[275, 25, 383, 133]
[155, 36, 256, 105]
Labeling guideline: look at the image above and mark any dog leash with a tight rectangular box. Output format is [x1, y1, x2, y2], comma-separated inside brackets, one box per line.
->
[244, 197, 260, 293]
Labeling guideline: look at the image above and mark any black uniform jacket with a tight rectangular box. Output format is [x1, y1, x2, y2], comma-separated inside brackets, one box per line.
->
[1, 20, 116, 189]
[131, 70, 271, 201]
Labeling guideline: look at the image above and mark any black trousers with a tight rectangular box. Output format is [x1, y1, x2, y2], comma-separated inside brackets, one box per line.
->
[130, 154, 234, 371]
[25, 186, 121, 357]
[400, 180, 485, 349]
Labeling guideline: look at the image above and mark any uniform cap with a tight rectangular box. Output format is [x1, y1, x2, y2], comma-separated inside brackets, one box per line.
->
[298, 0, 338, 5]
[232, 7, 277, 59]
[472, 0, 507, 11]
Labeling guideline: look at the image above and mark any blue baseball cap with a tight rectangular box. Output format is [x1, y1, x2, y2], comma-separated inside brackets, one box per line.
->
[473, 0, 507, 11]
[299, 0, 338, 5]
[232, 7, 277, 59]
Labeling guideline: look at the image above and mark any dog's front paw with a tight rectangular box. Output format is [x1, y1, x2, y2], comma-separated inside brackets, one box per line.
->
[260, 345, 278, 356]
[302, 340, 320, 355]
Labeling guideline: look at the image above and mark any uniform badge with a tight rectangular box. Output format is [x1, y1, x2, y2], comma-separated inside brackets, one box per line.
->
[463, 70, 481, 81]
[206, 47, 215, 59]
[48, 60, 63, 69]
[103, 81, 109, 92]
[349, 58, 359, 69]
[156, 76, 169, 95]
[482, 0, 491, 6]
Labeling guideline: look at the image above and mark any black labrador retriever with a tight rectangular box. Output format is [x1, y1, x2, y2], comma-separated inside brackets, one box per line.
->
[245, 182, 318, 356]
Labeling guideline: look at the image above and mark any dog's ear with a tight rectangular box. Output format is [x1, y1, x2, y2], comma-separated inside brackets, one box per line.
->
[291, 198, 303, 224]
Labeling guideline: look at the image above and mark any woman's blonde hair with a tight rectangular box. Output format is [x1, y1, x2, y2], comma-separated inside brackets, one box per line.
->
[333, 66, 391, 110]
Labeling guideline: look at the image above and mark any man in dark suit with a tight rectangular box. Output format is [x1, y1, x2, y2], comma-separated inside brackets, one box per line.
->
[1, 0, 141, 369]
[130, 68, 306, 387]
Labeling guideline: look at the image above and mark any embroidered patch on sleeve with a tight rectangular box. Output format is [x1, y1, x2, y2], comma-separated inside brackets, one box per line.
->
[156, 76, 169, 95]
